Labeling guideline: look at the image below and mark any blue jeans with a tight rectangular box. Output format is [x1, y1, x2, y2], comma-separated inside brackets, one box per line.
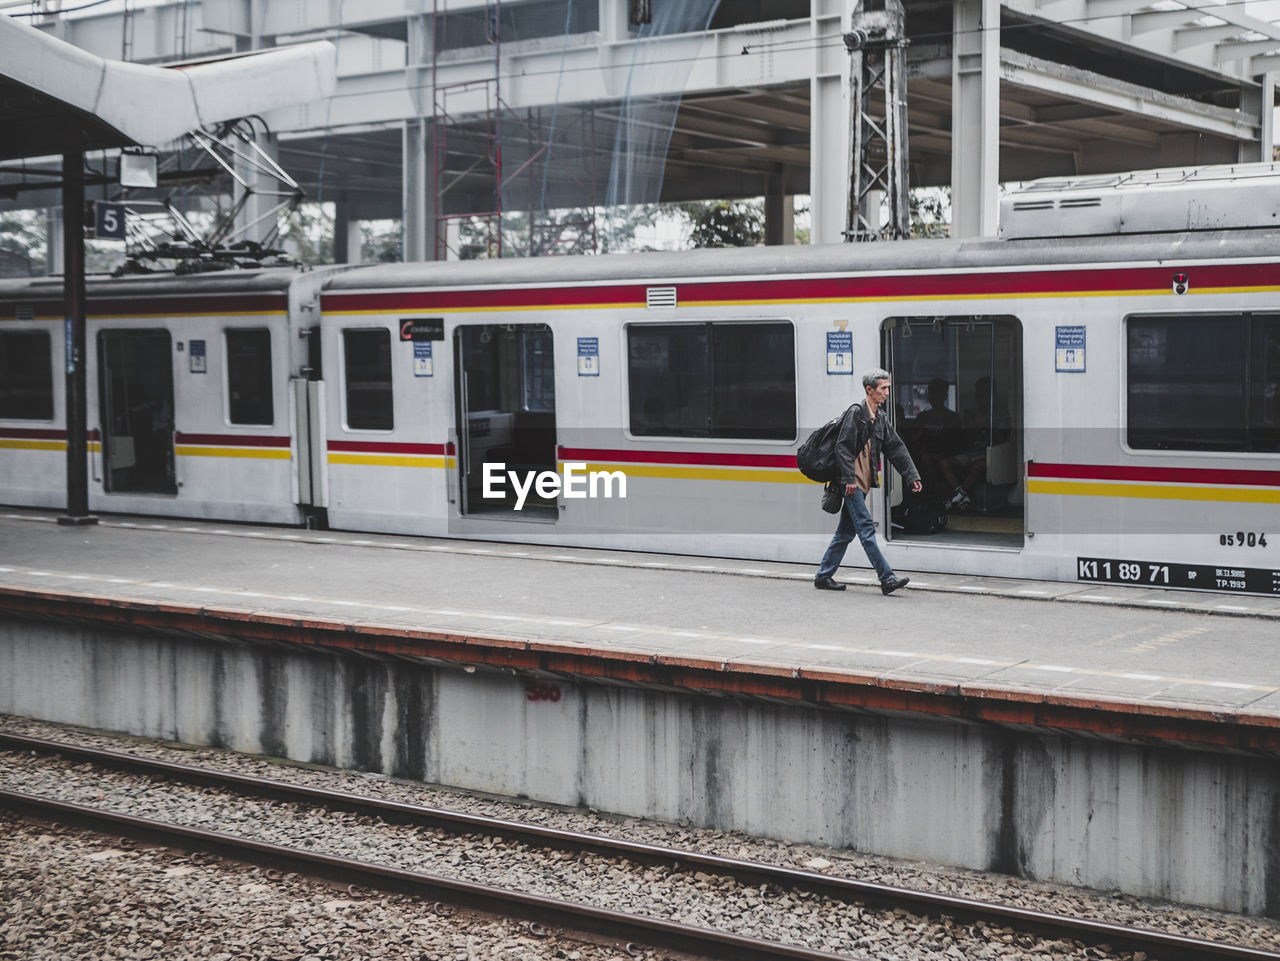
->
[816, 487, 894, 583]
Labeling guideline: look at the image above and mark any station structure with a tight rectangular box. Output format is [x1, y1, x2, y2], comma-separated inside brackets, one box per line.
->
[1, 0, 1279, 262]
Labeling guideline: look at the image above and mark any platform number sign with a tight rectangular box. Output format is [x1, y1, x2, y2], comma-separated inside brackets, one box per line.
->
[93, 201, 127, 240]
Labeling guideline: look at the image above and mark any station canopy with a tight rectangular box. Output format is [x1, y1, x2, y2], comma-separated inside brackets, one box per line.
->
[0, 12, 334, 162]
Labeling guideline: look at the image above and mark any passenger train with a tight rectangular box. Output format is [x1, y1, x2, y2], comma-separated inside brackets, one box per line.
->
[1, 164, 1278, 596]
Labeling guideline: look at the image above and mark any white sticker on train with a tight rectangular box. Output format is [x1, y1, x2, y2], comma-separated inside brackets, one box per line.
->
[482, 462, 627, 510]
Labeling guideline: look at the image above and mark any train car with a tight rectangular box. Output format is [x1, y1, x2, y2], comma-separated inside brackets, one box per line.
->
[1, 164, 1278, 596]
[0, 268, 335, 525]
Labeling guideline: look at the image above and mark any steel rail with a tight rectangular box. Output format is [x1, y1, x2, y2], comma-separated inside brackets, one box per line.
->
[3, 731, 1278, 961]
[0, 787, 850, 961]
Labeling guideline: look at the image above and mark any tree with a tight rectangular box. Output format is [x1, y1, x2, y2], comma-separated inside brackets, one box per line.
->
[681, 200, 764, 248]
[0, 210, 46, 276]
[453, 204, 660, 259]
[360, 220, 402, 263]
[277, 202, 334, 265]
[909, 187, 950, 239]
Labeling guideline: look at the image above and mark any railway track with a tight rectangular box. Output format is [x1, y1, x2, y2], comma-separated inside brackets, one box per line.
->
[2, 731, 1276, 961]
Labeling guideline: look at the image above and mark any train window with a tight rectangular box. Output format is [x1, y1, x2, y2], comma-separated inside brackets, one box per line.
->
[0, 330, 53, 420]
[343, 328, 393, 430]
[225, 329, 273, 425]
[1127, 313, 1279, 452]
[628, 322, 795, 440]
[521, 327, 555, 413]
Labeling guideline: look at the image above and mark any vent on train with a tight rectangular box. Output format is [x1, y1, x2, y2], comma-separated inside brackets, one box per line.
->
[647, 287, 677, 309]
[1058, 197, 1102, 208]
[15, 303, 34, 322]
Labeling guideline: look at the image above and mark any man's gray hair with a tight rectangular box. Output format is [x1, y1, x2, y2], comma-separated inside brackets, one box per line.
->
[861, 367, 891, 389]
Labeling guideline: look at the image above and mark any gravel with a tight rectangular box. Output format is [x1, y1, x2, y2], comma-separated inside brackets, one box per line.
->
[4, 714, 1279, 960]
[0, 813, 662, 961]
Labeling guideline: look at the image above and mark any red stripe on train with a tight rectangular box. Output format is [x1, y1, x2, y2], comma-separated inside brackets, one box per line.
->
[174, 432, 291, 447]
[321, 262, 1280, 313]
[1029, 462, 1280, 487]
[557, 447, 796, 469]
[327, 441, 449, 455]
[12, 294, 289, 318]
[0, 427, 64, 440]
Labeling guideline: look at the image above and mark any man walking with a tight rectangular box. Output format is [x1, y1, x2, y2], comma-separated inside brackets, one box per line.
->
[815, 368, 922, 595]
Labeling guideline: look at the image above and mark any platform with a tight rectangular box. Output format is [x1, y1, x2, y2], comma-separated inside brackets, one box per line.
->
[6, 507, 1280, 914]
[1, 506, 1278, 730]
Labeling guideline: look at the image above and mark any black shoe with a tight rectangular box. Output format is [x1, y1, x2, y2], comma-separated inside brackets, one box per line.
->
[814, 577, 846, 591]
[880, 575, 910, 596]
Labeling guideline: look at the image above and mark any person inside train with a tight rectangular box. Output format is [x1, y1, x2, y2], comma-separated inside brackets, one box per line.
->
[814, 367, 921, 595]
[938, 376, 1009, 512]
[906, 377, 966, 495]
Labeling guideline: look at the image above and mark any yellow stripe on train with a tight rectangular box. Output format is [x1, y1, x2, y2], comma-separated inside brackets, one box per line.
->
[1028, 479, 1280, 504]
[328, 453, 453, 469]
[0, 439, 64, 452]
[174, 446, 291, 460]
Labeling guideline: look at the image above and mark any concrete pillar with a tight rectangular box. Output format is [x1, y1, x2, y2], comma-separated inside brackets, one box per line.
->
[810, 0, 856, 245]
[403, 7, 438, 262]
[951, 0, 1000, 238]
[600, 0, 628, 43]
[45, 207, 63, 277]
[333, 196, 363, 265]
[233, 131, 282, 246]
[1240, 73, 1276, 162]
[764, 173, 795, 246]
[402, 118, 436, 262]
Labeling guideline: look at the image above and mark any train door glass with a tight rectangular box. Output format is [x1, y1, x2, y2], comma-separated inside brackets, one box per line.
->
[882, 316, 1023, 548]
[454, 324, 557, 519]
[98, 329, 176, 495]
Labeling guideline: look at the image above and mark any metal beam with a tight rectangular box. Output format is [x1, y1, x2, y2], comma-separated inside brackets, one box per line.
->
[1130, 9, 1203, 36]
[1214, 38, 1280, 64]
[1173, 24, 1247, 53]
[1000, 49, 1258, 141]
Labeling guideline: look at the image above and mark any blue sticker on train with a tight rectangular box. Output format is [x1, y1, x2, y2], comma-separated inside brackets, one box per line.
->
[578, 337, 599, 377]
[414, 341, 433, 377]
[1055, 326, 1085, 372]
[826, 331, 852, 375]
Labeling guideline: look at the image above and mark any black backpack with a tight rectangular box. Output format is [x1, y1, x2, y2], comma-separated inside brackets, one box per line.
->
[891, 498, 948, 535]
[796, 404, 856, 483]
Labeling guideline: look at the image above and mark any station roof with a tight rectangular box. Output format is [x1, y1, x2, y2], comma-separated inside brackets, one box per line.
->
[0, 13, 335, 162]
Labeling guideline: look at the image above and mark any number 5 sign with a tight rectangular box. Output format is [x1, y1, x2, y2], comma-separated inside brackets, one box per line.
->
[93, 201, 127, 240]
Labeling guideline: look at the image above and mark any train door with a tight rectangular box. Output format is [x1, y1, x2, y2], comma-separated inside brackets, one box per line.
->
[98, 329, 177, 495]
[453, 323, 557, 519]
[881, 315, 1023, 547]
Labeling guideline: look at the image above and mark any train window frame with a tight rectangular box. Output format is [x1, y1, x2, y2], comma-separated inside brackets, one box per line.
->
[224, 327, 274, 427]
[1124, 311, 1280, 455]
[341, 327, 395, 432]
[624, 319, 798, 442]
[0, 329, 55, 421]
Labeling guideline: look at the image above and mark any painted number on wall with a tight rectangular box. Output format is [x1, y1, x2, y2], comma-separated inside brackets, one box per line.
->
[525, 683, 562, 703]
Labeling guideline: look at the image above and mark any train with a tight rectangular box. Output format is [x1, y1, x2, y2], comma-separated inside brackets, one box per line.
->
[2, 163, 1278, 597]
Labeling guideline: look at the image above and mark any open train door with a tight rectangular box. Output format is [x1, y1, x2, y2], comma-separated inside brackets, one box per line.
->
[453, 323, 558, 520]
[98, 329, 176, 496]
[881, 315, 1024, 548]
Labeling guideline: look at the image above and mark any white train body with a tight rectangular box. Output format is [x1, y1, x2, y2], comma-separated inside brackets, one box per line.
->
[2, 175, 1278, 597]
